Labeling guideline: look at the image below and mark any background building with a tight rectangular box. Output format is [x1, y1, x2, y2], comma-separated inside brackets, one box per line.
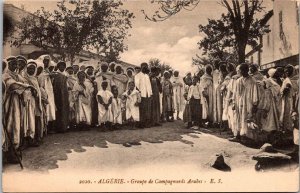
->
[250, 0, 299, 69]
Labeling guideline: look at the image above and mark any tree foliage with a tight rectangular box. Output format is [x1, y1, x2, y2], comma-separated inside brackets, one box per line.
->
[143, 0, 271, 65]
[12, 0, 134, 64]
[148, 58, 173, 75]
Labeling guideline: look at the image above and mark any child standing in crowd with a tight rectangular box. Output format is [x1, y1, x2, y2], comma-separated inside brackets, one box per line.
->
[122, 81, 141, 128]
[183, 73, 193, 128]
[66, 66, 77, 129]
[187, 76, 202, 127]
[162, 71, 174, 122]
[111, 85, 123, 129]
[97, 81, 113, 130]
[72, 71, 92, 130]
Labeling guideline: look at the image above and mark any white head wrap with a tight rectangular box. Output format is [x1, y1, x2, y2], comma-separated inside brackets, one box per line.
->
[268, 68, 276, 78]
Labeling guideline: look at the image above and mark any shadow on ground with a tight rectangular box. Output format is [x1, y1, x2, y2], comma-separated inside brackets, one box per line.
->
[5, 121, 201, 172]
[4, 121, 296, 172]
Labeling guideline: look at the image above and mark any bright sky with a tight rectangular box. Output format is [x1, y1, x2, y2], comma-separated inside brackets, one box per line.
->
[6, 0, 272, 74]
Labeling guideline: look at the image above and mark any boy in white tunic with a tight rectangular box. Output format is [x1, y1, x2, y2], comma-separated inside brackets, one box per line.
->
[111, 85, 123, 128]
[97, 81, 113, 129]
[122, 81, 141, 128]
[72, 71, 92, 130]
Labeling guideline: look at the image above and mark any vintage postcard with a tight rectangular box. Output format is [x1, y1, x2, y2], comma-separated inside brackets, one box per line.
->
[2, 0, 299, 192]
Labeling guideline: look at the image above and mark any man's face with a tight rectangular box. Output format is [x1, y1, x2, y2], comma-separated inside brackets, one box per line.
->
[112, 87, 118, 97]
[80, 66, 86, 72]
[192, 78, 198, 85]
[129, 82, 135, 90]
[101, 65, 108, 72]
[249, 66, 256, 74]
[36, 67, 43, 76]
[141, 66, 148, 74]
[116, 66, 122, 74]
[86, 68, 94, 76]
[174, 71, 179, 77]
[27, 65, 36, 76]
[43, 59, 50, 69]
[127, 71, 132, 77]
[241, 68, 249, 77]
[8, 60, 18, 72]
[73, 65, 79, 74]
[66, 69, 74, 75]
[17, 60, 26, 71]
[101, 82, 108, 90]
[110, 64, 115, 72]
[49, 66, 54, 72]
[284, 68, 293, 78]
[78, 73, 85, 83]
[276, 68, 284, 78]
[164, 73, 170, 79]
[58, 64, 66, 72]
[186, 77, 192, 86]
[237, 69, 241, 76]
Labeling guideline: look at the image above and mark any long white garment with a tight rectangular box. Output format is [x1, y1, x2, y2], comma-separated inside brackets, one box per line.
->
[97, 90, 113, 124]
[135, 72, 152, 97]
[85, 78, 94, 123]
[23, 70, 44, 139]
[2, 70, 28, 148]
[226, 77, 235, 131]
[172, 76, 184, 112]
[280, 77, 293, 130]
[200, 82, 208, 119]
[38, 71, 56, 121]
[123, 89, 141, 121]
[111, 97, 123, 124]
[294, 129, 299, 144]
[73, 82, 92, 125]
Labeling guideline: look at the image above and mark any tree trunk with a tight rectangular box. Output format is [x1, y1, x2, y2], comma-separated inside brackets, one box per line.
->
[237, 38, 247, 64]
[70, 54, 75, 66]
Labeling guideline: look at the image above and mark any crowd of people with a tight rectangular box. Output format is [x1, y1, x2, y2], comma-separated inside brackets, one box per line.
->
[2, 54, 299, 164]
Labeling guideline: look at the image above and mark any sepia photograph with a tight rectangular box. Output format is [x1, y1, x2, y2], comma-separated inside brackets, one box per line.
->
[1, 0, 299, 192]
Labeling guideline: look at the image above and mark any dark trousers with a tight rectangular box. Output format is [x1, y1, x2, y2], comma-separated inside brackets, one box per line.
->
[190, 97, 202, 126]
[140, 96, 152, 127]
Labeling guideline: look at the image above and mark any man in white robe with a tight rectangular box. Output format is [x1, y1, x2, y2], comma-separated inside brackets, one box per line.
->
[3, 57, 33, 151]
[235, 63, 259, 140]
[23, 61, 44, 145]
[172, 70, 184, 120]
[135, 63, 153, 128]
[37, 55, 56, 127]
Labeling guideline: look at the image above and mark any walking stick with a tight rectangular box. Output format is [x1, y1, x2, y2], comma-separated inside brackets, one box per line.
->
[3, 125, 24, 169]
[3, 92, 24, 169]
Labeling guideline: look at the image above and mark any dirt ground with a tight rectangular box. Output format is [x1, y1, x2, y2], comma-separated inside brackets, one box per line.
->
[3, 120, 299, 192]
[3, 120, 298, 173]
